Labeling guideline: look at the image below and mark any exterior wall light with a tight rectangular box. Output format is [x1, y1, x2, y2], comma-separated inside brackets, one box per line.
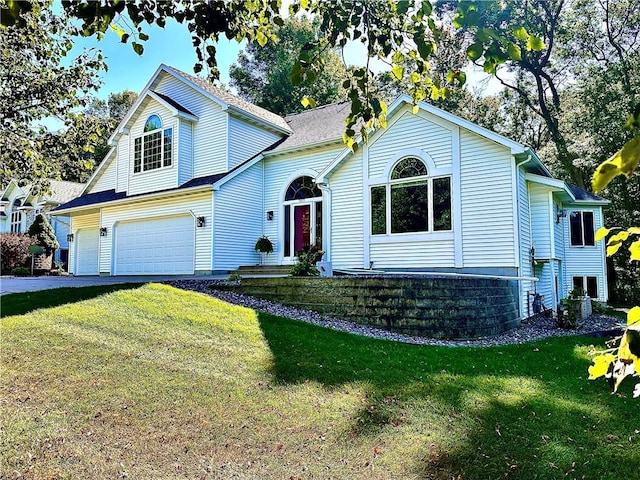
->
[67, 233, 74, 242]
[100, 227, 108, 236]
[197, 216, 206, 227]
[267, 210, 274, 221]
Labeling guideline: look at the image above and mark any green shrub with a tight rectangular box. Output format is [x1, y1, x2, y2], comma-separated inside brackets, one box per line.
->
[10, 266, 30, 276]
[290, 244, 324, 277]
[27, 214, 59, 255]
[228, 272, 242, 282]
[559, 287, 583, 329]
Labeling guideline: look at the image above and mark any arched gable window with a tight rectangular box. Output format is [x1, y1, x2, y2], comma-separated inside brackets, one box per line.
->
[144, 114, 162, 132]
[134, 114, 173, 173]
[371, 157, 451, 235]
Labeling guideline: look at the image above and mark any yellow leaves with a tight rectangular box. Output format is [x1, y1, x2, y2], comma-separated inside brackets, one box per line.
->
[599, 226, 640, 259]
[300, 96, 316, 109]
[595, 227, 610, 242]
[588, 353, 615, 380]
[256, 30, 268, 47]
[592, 136, 640, 193]
[607, 243, 623, 256]
[628, 307, 640, 327]
[391, 64, 404, 81]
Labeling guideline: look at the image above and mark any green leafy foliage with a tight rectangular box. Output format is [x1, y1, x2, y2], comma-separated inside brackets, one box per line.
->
[230, 17, 348, 115]
[290, 244, 324, 276]
[590, 104, 640, 397]
[0, 2, 105, 191]
[254, 235, 274, 255]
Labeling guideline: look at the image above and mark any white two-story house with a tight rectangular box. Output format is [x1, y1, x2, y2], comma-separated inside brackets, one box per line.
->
[54, 64, 609, 317]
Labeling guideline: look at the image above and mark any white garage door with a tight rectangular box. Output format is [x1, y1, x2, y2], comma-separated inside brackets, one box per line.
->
[114, 215, 195, 275]
[75, 228, 99, 276]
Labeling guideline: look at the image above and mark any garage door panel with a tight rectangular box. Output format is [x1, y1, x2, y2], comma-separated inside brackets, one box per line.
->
[114, 215, 194, 275]
[75, 228, 99, 276]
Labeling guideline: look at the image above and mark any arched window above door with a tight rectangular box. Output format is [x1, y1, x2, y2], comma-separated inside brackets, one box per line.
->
[285, 176, 322, 201]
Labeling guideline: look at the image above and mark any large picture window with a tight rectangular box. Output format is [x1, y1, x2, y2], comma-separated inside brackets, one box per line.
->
[569, 211, 594, 246]
[133, 115, 173, 173]
[371, 157, 452, 235]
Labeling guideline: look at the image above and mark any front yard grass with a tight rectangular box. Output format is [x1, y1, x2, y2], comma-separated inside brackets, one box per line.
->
[1, 283, 638, 479]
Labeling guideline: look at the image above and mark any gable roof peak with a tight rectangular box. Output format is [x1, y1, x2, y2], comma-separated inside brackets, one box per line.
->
[158, 64, 291, 133]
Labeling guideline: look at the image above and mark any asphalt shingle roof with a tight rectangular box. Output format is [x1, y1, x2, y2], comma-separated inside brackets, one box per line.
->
[47, 180, 85, 204]
[567, 184, 608, 203]
[164, 65, 291, 133]
[269, 102, 350, 153]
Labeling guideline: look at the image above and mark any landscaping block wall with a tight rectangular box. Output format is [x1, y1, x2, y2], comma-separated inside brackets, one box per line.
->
[224, 276, 520, 339]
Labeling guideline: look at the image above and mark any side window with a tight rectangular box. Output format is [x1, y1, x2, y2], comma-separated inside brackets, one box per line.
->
[569, 211, 594, 246]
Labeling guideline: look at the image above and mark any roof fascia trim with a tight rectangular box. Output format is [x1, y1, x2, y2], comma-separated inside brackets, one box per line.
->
[52, 184, 214, 215]
[147, 91, 199, 122]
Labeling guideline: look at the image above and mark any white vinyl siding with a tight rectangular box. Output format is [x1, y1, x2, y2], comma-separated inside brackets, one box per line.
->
[114, 215, 194, 275]
[228, 116, 282, 170]
[89, 153, 117, 193]
[154, 73, 228, 177]
[126, 100, 177, 196]
[368, 108, 453, 178]
[517, 168, 535, 316]
[563, 206, 607, 301]
[213, 162, 264, 270]
[459, 130, 516, 267]
[100, 192, 213, 274]
[116, 141, 128, 193]
[69, 212, 100, 275]
[329, 149, 364, 269]
[369, 240, 454, 269]
[178, 119, 193, 185]
[262, 146, 343, 264]
[528, 184, 553, 260]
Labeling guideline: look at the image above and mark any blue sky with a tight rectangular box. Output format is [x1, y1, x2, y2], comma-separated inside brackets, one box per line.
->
[69, 18, 244, 99]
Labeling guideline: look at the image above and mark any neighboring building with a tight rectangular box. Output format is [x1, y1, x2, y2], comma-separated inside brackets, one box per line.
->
[54, 64, 609, 317]
[1, 179, 85, 267]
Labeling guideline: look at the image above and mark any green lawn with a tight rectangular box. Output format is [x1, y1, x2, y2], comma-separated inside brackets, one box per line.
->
[1, 284, 637, 479]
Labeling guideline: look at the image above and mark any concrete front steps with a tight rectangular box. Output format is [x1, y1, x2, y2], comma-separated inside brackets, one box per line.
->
[234, 265, 291, 276]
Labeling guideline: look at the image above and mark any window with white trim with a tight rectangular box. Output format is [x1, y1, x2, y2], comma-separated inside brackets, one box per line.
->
[10, 199, 22, 233]
[573, 275, 598, 298]
[371, 157, 451, 235]
[133, 115, 172, 173]
[569, 211, 594, 246]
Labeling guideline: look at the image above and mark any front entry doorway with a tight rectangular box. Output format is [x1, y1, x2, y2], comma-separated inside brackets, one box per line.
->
[283, 176, 322, 261]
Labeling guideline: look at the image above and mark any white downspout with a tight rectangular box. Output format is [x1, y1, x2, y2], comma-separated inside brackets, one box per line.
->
[318, 182, 331, 263]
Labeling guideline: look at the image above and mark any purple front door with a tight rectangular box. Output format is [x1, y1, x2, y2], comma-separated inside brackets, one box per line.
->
[293, 204, 311, 254]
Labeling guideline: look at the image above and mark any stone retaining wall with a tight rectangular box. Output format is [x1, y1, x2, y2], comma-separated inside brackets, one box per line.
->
[221, 276, 520, 339]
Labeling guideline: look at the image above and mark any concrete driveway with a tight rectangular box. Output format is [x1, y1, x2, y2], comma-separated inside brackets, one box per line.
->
[0, 274, 227, 295]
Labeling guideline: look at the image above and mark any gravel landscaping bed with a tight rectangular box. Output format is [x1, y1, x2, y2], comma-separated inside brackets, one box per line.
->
[165, 279, 624, 347]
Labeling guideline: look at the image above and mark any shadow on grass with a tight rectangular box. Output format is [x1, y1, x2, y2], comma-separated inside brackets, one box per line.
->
[0, 283, 144, 318]
[258, 312, 639, 479]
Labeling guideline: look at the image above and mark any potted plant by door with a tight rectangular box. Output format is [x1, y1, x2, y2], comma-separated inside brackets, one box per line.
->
[254, 235, 274, 265]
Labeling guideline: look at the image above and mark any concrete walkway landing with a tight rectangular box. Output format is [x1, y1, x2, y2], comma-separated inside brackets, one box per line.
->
[0, 275, 227, 295]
